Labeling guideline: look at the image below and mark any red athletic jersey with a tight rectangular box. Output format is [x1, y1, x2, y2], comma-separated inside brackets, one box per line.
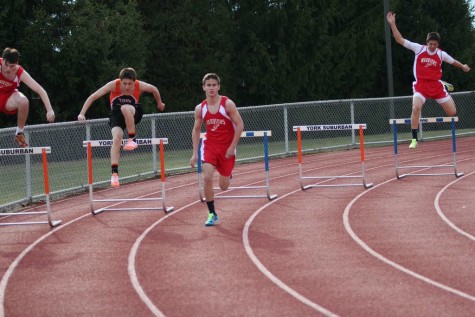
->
[414, 46, 443, 81]
[0, 58, 24, 95]
[201, 96, 236, 145]
[109, 79, 141, 108]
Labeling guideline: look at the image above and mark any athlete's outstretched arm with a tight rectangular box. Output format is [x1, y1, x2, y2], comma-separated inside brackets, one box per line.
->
[386, 12, 405, 46]
[451, 60, 471, 73]
[19, 70, 55, 123]
[139, 81, 165, 111]
[78, 81, 115, 121]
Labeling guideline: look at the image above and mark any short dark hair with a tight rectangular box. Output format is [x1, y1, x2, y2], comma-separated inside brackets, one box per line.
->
[202, 73, 220, 85]
[426, 32, 440, 43]
[119, 67, 137, 81]
[2, 48, 20, 64]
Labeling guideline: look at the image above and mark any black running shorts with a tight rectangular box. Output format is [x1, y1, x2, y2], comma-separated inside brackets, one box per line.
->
[108, 103, 143, 129]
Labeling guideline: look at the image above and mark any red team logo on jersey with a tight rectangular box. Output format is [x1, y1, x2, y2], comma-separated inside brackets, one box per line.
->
[207, 118, 226, 131]
[421, 57, 438, 67]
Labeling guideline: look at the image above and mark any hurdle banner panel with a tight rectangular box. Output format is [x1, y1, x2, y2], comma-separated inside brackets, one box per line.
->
[294, 124, 372, 189]
[0, 147, 51, 156]
[389, 117, 463, 178]
[197, 131, 277, 201]
[292, 124, 366, 132]
[0, 146, 61, 227]
[83, 138, 168, 147]
[85, 139, 174, 214]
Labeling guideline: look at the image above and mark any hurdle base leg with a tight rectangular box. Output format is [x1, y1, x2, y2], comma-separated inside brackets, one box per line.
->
[396, 169, 406, 179]
[49, 220, 62, 227]
[363, 182, 373, 189]
[93, 208, 106, 215]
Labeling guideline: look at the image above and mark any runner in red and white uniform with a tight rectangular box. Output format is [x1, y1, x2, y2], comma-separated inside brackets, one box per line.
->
[0, 48, 55, 147]
[78, 67, 165, 187]
[386, 12, 470, 149]
[190, 73, 244, 226]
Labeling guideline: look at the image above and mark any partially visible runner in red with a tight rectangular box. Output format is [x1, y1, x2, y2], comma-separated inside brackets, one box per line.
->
[190, 73, 244, 226]
[78, 67, 165, 187]
[0, 48, 55, 147]
[386, 11, 471, 149]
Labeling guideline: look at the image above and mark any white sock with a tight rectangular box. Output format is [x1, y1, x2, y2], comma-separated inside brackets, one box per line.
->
[15, 127, 24, 135]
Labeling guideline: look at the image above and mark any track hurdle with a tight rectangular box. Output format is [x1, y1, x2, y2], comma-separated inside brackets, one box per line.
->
[83, 138, 174, 215]
[389, 117, 463, 179]
[293, 124, 373, 189]
[197, 131, 278, 201]
[0, 147, 61, 227]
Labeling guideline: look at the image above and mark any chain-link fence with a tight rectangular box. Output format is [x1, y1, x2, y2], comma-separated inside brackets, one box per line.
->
[1, 91, 474, 212]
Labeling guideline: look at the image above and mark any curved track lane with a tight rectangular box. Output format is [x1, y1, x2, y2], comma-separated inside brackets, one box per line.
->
[0, 138, 474, 316]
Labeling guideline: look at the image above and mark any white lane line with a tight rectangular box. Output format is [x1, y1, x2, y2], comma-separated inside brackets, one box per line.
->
[243, 191, 339, 317]
[4, 145, 473, 317]
[343, 161, 475, 302]
[434, 170, 475, 241]
[0, 181, 193, 317]
[128, 201, 201, 317]
[0, 213, 91, 317]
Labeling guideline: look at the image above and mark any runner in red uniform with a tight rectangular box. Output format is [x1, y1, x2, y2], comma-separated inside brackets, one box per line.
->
[78, 67, 165, 187]
[386, 12, 470, 148]
[190, 73, 244, 226]
[0, 48, 55, 147]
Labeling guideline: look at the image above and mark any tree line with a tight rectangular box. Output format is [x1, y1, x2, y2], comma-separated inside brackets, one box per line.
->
[0, 0, 474, 126]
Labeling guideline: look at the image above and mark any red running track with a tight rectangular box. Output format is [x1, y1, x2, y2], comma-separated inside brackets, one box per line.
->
[0, 138, 475, 316]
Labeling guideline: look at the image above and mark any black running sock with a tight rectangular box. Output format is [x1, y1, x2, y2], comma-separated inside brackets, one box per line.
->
[128, 133, 136, 141]
[206, 200, 216, 215]
[411, 129, 418, 140]
[111, 164, 119, 174]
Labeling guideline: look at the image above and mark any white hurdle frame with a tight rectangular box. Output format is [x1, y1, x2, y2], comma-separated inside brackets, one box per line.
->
[197, 131, 278, 201]
[84, 138, 174, 215]
[0, 147, 61, 227]
[390, 117, 463, 179]
[293, 124, 373, 189]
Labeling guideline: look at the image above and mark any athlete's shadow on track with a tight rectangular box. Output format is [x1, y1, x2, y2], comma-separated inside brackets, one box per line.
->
[214, 225, 295, 255]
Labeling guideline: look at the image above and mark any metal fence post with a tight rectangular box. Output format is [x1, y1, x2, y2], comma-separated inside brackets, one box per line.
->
[151, 118, 158, 175]
[350, 102, 355, 145]
[284, 104, 289, 154]
[25, 130, 32, 203]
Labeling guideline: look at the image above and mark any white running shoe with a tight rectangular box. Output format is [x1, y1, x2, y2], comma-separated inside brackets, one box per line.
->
[111, 173, 120, 187]
[123, 139, 138, 151]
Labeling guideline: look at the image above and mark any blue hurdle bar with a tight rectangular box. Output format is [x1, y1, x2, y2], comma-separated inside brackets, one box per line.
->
[197, 131, 277, 201]
[390, 117, 463, 178]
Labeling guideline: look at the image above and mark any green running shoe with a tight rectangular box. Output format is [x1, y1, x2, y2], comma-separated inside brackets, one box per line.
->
[409, 139, 418, 149]
[204, 213, 218, 226]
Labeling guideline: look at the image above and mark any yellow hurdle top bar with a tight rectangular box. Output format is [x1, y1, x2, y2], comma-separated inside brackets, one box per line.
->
[389, 117, 459, 125]
[0, 147, 51, 156]
[83, 138, 168, 147]
[293, 124, 366, 131]
[200, 130, 272, 138]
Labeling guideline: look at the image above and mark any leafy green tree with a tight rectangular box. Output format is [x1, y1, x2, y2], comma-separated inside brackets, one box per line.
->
[0, 0, 148, 126]
[0, 0, 473, 128]
[138, 0, 235, 112]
